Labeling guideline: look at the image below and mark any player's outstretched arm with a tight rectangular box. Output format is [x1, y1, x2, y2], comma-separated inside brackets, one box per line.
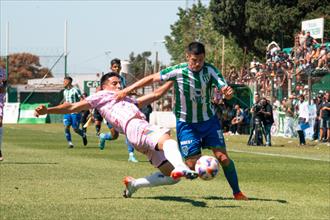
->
[116, 72, 161, 100]
[136, 81, 173, 108]
[35, 101, 91, 116]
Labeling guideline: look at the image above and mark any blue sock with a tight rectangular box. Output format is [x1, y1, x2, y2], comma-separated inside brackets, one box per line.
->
[65, 128, 71, 142]
[104, 132, 112, 140]
[126, 138, 134, 153]
[74, 128, 84, 137]
[222, 159, 240, 194]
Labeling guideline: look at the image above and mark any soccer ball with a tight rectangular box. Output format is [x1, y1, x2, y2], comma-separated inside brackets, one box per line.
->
[195, 155, 220, 180]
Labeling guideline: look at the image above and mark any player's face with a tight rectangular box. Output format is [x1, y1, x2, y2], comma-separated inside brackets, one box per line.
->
[103, 76, 122, 91]
[111, 64, 121, 74]
[186, 53, 205, 72]
[63, 79, 71, 88]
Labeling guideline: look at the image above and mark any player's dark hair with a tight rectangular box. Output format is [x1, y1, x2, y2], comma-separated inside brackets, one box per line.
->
[187, 42, 205, 55]
[100, 72, 120, 90]
[111, 58, 121, 67]
[64, 76, 73, 83]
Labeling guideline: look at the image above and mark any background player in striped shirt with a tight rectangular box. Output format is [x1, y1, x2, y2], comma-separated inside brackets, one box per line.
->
[63, 76, 87, 148]
[116, 42, 248, 200]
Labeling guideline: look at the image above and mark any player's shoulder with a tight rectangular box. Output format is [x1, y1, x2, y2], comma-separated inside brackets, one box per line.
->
[204, 63, 219, 73]
[161, 63, 188, 74]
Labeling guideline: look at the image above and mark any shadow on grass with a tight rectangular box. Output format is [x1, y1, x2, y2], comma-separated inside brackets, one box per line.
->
[146, 196, 208, 207]
[204, 196, 287, 204]
[84, 195, 242, 208]
[0, 162, 58, 165]
[141, 196, 243, 208]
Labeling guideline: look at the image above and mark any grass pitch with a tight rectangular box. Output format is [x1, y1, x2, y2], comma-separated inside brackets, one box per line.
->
[1, 124, 329, 220]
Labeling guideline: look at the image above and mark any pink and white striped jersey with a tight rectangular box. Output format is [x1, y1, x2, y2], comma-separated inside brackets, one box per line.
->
[85, 90, 146, 134]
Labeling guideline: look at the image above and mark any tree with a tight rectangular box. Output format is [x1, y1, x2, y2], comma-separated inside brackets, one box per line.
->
[165, 1, 246, 71]
[0, 53, 53, 85]
[210, 0, 330, 57]
[127, 51, 153, 84]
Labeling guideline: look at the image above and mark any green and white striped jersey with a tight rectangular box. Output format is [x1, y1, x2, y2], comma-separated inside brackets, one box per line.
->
[63, 87, 82, 103]
[160, 62, 227, 123]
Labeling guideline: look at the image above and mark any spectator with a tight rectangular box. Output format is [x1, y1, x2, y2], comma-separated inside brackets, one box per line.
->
[283, 95, 295, 138]
[305, 31, 318, 52]
[320, 92, 330, 145]
[313, 94, 323, 141]
[230, 104, 244, 135]
[259, 98, 274, 146]
[296, 94, 309, 146]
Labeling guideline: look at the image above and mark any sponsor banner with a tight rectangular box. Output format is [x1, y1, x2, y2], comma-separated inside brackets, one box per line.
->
[3, 102, 20, 124]
[19, 103, 48, 124]
[302, 18, 324, 39]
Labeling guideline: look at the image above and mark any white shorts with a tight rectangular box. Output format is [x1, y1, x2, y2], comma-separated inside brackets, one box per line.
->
[126, 118, 170, 168]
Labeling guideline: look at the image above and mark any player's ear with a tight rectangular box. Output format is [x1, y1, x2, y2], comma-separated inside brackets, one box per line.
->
[186, 53, 190, 60]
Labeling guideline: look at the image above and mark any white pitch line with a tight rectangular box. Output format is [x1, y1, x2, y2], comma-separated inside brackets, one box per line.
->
[229, 149, 330, 162]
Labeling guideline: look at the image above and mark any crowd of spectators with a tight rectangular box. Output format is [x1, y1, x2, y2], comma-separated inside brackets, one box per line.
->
[212, 33, 329, 146]
[226, 31, 329, 102]
[212, 90, 329, 146]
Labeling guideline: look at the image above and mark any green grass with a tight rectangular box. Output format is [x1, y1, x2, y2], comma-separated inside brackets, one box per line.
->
[1, 124, 330, 220]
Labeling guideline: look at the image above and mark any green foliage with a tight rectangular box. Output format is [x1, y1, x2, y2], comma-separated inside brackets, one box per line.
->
[165, 1, 246, 70]
[1, 124, 330, 219]
[0, 53, 53, 85]
[210, 0, 330, 58]
[128, 51, 153, 82]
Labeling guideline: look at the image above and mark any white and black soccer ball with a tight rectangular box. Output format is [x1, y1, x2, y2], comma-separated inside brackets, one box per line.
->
[195, 155, 220, 180]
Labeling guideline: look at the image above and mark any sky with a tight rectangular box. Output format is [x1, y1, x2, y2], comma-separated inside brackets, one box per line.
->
[0, 0, 210, 76]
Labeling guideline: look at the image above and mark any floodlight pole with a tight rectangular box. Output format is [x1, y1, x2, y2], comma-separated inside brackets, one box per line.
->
[5, 22, 9, 103]
[64, 20, 68, 77]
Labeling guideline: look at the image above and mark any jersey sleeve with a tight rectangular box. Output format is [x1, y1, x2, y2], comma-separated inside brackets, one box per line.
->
[85, 93, 100, 109]
[75, 87, 82, 99]
[160, 63, 185, 81]
[208, 64, 227, 89]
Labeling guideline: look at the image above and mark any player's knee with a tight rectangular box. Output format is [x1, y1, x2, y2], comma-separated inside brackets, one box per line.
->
[219, 158, 230, 167]
[111, 129, 119, 140]
[185, 156, 199, 170]
[73, 128, 80, 133]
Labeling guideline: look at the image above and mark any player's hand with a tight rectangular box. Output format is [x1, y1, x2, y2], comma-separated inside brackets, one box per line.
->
[115, 89, 128, 101]
[221, 86, 234, 100]
[34, 105, 48, 117]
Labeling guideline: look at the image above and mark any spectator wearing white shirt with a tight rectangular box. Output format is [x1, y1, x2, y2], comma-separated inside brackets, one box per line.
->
[296, 94, 309, 146]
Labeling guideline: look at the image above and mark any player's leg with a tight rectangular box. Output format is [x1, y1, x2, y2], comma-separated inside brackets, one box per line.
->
[93, 110, 103, 136]
[123, 151, 180, 198]
[71, 113, 87, 146]
[80, 110, 90, 134]
[0, 115, 3, 161]
[0, 95, 4, 161]
[125, 119, 197, 179]
[157, 134, 198, 179]
[127, 138, 138, 162]
[205, 116, 247, 200]
[63, 114, 74, 148]
[212, 148, 247, 200]
[98, 123, 119, 150]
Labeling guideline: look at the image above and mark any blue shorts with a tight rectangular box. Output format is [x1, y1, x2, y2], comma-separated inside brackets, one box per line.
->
[176, 115, 226, 159]
[63, 113, 82, 129]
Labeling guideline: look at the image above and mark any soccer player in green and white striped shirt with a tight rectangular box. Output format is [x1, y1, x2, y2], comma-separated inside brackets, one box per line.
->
[62, 76, 87, 148]
[117, 42, 247, 200]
